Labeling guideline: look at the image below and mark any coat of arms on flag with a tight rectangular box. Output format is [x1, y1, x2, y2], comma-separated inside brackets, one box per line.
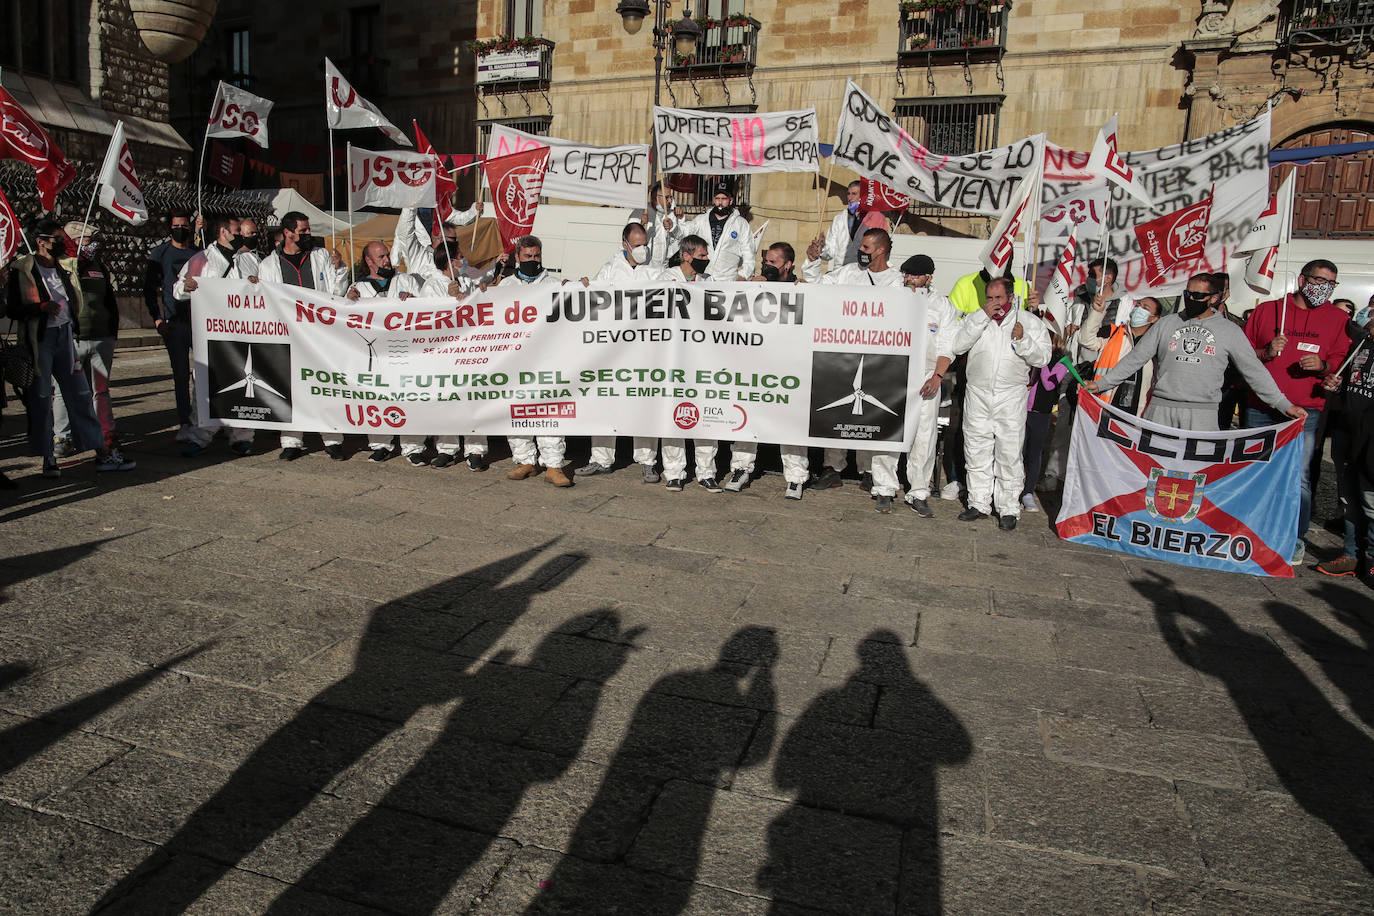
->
[1145, 469, 1205, 522]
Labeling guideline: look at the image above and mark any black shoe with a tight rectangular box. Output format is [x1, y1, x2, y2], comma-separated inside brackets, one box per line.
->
[723, 468, 750, 492]
[859, 471, 874, 492]
[325, 444, 346, 461]
[278, 447, 304, 461]
[875, 495, 894, 514]
[431, 453, 455, 469]
[698, 477, 723, 493]
[466, 453, 489, 471]
[809, 467, 842, 490]
[407, 453, 429, 467]
[906, 497, 934, 518]
[665, 478, 685, 492]
[230, 440, 253, 457]
[998, 514, 1018, 531]
[368, 447, 394, 463]
[957, 507, 988, 522]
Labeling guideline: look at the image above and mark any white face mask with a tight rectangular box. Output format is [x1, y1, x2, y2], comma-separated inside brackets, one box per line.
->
[629, 244, 650, 265]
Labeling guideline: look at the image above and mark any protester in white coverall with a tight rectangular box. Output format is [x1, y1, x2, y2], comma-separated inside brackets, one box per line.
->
[498, 235, 572, 488]
[633, 181, 684, 270]
[898, 255, 961, 519]
[809, 180, 865, 272]
[575, 222, 666, 484]
[679, 179, 756, 281]
[172, 213, 256, 456]
[952, 276, 1052, 529]
[800, 228, 905, 508]
[390, 202, 481, 288]
[656, 234, 721, 492]
[250, 212, 348, 460]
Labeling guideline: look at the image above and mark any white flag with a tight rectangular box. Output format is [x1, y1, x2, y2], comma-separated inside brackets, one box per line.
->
[1042, 226, 1078, 335]
[979, 136, 1044, 276]
[1241, 171, 1295, 294]
[324, 58, 410, 147]
[348, 146, 437, 210]
[206, 81, 272, 148]
[96, 121, 147, 226]
[750, 219, 771, 250]
[1088, 115, 1152, 207]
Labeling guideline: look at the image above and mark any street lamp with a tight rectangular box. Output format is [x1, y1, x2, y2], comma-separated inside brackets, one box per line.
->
[616, 0, 701, 182]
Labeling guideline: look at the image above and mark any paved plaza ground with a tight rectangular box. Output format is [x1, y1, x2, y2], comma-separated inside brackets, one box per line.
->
[1, 345, 1371, 914]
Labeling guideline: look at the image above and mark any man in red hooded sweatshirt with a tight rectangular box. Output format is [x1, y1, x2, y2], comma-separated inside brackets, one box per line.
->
[1244, 258, 1349, 566]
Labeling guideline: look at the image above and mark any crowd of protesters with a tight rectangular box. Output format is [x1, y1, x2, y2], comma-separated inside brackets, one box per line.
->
[4, 180, 1368, 575]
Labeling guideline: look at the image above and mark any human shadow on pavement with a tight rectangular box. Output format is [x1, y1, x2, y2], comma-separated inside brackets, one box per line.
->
[262, 611, 641, 914]
[1266, 580, 1374, 730]
[1145, 572, 1374, 877]
[91, 541, 578, 915]
[761, 631, 972, 915]
[0, 539, 116, 601]
[525, 626, 779, 915]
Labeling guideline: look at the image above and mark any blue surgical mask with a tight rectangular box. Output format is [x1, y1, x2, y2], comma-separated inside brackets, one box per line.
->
[1128, 306, 1152, 327]
[1355, 306, 1373, 328]
[847, 201, 860, 215]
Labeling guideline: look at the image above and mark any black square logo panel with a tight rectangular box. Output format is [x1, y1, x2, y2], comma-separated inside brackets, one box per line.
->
[206, 340, 292, 423]
[807, 351, 908, 442]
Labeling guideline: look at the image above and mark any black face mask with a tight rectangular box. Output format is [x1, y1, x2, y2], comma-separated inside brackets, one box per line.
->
[170, 226, 192, 244]
[294, 233, 316, 251]
[856, 251, 873, 269]
[711, 205, 731, 218]
[231, 233, 249, 250]
[240, 234, 258, 250]
[376, 266, 396, 281]
[690, 257, 711, 275]
[1182, 290, 1212, 319]
[516, 259, 542, 278]
[761, 264, 782, 283]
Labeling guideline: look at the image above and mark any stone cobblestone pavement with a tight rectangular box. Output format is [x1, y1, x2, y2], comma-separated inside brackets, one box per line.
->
[1, 348, 1371, 915]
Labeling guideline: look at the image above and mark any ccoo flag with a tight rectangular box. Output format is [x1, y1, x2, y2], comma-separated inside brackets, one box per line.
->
[1239, 171, 1295, 295]
[96, 121, 148, 226]
[325, 58, 410, 146]
[483, 147, 551, 252]
[1055, 390, 1302, 577]
[0, 85, 76, 210]
[978, 136, 1044, 276]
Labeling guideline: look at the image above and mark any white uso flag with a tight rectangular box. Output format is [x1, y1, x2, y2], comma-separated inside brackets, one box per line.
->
[348, 146, 437, 210]
[1088, 114, 1153, 207]
[206, 81, 273, 148]
[97, 120, 147, 226]
[324, 58, 411, 147]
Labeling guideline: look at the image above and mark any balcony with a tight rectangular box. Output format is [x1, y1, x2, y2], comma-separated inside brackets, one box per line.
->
[1279, 0, 1374, 49]
[668, 16, 760, 77]
[898, 0, 1009, 65]
[472, 37, 555, 90]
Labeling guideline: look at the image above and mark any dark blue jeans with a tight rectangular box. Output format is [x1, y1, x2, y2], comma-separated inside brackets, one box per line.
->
[162, 320, 193, 428]
[1246, 406, 1322, 540]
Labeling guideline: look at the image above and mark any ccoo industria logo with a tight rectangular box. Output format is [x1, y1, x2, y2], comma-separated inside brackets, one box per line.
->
[206, 340, 292, 423]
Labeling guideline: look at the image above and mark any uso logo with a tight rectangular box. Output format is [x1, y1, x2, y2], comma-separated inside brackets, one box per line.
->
[344, 405, 406, 428]
[672, 401, 699, 430]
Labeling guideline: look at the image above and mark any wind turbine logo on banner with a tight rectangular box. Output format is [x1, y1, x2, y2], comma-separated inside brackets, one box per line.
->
[818, 357, 898, 417]
[356, 331, 379, 371]
[217, 346, 283, 401]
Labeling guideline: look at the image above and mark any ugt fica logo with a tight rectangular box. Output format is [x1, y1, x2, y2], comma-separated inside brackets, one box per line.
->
[808, 352, 908, 442]
[672, 401, 699, 430]
[206, 340, 292, 423]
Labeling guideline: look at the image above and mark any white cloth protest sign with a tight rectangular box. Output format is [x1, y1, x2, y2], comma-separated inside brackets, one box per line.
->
[206, 81, 272, 148]
[191, 277, 926, 449]
[324, 58, 410, 146]
[654, 106, 819, 174]
[486, 123, 648, 208]
[348, 146, 437, 210]
[96, 121, 148, 226]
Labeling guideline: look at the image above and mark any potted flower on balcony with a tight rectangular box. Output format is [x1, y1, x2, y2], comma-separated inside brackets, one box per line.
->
[467, 35, 542, 56]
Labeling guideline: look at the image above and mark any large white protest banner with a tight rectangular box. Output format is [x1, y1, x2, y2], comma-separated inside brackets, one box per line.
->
[654, 106, 819, 174]
[486, 123, 649, 208]
[347, 146, 438, 210]
[191, 278, 926, 450]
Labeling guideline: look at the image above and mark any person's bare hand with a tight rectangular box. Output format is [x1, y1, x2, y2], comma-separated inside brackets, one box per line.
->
[919, 374, 942, 399]
[1012, 322, 1024, 340]
[40, 300, 59, 316]
[1298, 352, 1324, 372]
[475, 200, 484, 216]
[1268, 334, 1288, 359]
[248, 275, 259, 283]
[1322, 373, 1342, 392]
[1027, 290, 1041, 309]
[345, 287, 360, 301]
[806, 237, 823, 261]
[1083, 380, 1100, 393]
[183, 277, 198, 292]
[1285, 405, 1309, 421]
[580, 277, 590, 287]
[329, 248, 344, 269]
[447, 280, 463, 298]
[662, 215, 675, 231]
[399, 292, 413, 300]
[1065, 323, 1080, 337]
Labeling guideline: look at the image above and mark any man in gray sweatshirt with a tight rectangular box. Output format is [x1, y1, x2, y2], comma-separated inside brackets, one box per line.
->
[1087, 273, 1306, 430]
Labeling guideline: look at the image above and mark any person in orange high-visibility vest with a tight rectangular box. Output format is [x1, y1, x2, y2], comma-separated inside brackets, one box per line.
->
[1078, 295, 1165, 416]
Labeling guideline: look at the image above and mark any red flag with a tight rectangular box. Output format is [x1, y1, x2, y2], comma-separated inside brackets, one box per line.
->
[0, 86, 76, 210]
[0, 186, 20, 263]
[414, 121, 455, 235]
[207, 141, 245, 189]
[856, 177, 910, 213]
[482, 147, 551, 253]
[1133, 190, 1213, 286]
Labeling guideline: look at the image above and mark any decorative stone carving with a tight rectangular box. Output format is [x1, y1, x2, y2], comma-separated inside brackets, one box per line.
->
[129, 0, 219, 63]
[1193, 0, 1280, 40]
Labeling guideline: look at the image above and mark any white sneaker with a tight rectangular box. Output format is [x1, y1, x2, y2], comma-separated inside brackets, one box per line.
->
[1021, 493, 1040, 513]
[1291, 541, 1306, 566]
[785, 481, 804, 500]
[939, 481, 961, 500]
[723, 468, 750, 492]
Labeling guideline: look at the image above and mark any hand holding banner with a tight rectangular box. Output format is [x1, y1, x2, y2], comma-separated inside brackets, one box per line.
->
[0, 86, 76, 210]
[206, 81, 273, 149]
[348, 146, 438, 210]
[654, 106, 819, 175]
[325, 58, 410, 146]
[483, 147, 551, 252]
[96, 121, 148, 226]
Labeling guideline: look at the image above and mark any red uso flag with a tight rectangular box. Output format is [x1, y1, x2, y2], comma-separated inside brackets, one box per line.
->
[413, 120, 455, 232]
[0, 86, 76, 210]
[1055, 391, 1302, 577]
[0, 186, 19, 263]
[483, 147, 551, 252]
[1133, 190, 1212, 286]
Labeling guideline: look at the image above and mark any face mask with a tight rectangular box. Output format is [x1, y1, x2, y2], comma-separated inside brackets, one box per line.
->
[856, 251, 873, 269]
[232, 233, 249, 250]
[1355, 306, 1373, 328]
[761, 264, 781, 283]
[295, 233, 316, 251]
[376, 266, 396, 281]
[689, 257, 711, 275]
[629, 244, 650, 265]
[1085, 277, 1099, 295]
[1182, 290, 1211, 319]
[847, 201, 860, 215]
[170, 226, 192, 244]
[516, 259, 542, 278]
[1128, 306, 1153, 327]
[712, 205, 731, 218]
[1302, 279, 1336, 308]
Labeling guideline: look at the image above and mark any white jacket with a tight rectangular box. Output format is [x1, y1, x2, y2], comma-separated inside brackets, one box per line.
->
[819, 210, 863, 267]
[681, 208, 755, 281]
[593, 251, 658, 283]
[350, 272, 423, 299]
[633, 207, 684, 270]
[497, 268, 558, 289]
[257, 248, 347, 296]
[916, 288, 962, 373]
[173, 245, 244, 300]
[953, 307, 1053, 391]
[656, 264, 704, 284]
[811, 262, 905, 287]
[391, 204, 479, 282]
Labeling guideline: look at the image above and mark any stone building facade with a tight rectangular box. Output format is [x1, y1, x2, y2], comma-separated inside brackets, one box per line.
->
[470, 0, 1373, 256]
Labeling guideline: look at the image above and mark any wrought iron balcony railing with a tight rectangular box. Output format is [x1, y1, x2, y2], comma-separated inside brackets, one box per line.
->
[898, 0, 1010, 63]
[1279, 0, 1374, 49]
[669, 16, 760, 75]
[473, 37, 555, 89]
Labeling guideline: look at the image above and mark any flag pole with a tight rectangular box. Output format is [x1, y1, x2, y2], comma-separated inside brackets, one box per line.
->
[813, 156, 836, 242]
[195, 121, 210, 247]
[346, 141, 355, 285]
[328, 128, 336, 249]
[1278, 169, 1292, 339]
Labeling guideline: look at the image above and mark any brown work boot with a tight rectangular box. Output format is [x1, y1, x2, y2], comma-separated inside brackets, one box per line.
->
[507, 463, 539, 480]
[1316, 555, 1358, 577]
[545, 466, 572, 488]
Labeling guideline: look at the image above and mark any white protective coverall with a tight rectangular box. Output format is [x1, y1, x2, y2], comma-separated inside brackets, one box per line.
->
[952, 306, 1052, 517]
[818, 209, 864, 270]
[499, 267, 566, 468]
[587, 252, 664, 471]
[632, 206, 684, 271]
[390, 205, 480, 285]
[904, 288, 962, 501]
[172, 244, 255, 448]
[654, 264, 718, 482]
[680, 207, 756, 281]
[256, 246, 348, 451]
